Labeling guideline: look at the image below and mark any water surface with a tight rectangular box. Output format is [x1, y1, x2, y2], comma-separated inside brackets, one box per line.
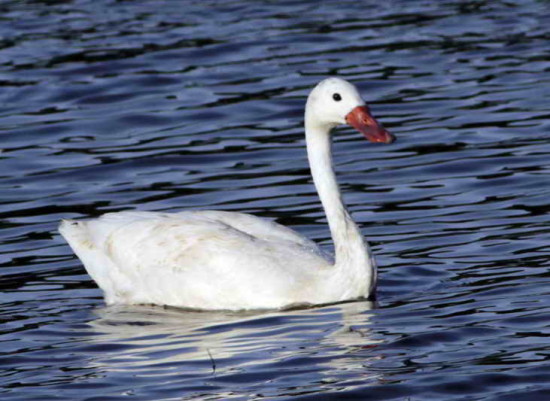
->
[1, 0, 549, 400]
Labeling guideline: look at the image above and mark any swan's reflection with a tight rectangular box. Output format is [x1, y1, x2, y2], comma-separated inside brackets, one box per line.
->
[86, 301, 383, 387]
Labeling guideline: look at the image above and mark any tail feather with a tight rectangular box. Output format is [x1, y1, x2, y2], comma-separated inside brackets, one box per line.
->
[59, 219, 118, 303]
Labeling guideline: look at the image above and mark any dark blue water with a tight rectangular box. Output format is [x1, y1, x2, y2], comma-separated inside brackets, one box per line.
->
[1, 0, 549, 400]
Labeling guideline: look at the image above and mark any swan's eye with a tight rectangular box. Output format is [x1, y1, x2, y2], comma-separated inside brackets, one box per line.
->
[332, 93, 342, 102]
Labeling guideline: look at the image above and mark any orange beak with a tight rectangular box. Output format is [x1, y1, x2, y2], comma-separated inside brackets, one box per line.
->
[345, 105, 395, 144]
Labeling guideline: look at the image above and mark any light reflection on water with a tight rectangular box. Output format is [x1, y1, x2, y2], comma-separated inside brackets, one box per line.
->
[1, 0, 549, 400]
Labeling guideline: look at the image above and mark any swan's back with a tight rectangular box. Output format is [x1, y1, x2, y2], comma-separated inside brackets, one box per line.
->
[60, 211, 331, 309]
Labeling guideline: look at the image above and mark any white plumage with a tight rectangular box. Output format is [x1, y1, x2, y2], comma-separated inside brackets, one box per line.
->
[60, 78, 395, 310]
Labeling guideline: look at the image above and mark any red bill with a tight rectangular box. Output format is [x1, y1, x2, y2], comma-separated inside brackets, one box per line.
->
[345, 105, 395, 144]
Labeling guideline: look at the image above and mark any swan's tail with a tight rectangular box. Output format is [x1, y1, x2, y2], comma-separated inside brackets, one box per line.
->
[59, 219, 117, 303]
[59, 219, 94, 250]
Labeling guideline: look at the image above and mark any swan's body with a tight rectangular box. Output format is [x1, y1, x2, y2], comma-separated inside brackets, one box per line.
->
[60, 78, 394, 310]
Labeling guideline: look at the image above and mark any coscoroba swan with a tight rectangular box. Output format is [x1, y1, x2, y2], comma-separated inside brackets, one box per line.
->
[59, 78, 395, 310]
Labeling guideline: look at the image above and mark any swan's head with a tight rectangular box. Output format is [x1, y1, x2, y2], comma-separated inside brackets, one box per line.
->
[306, 77, 395, 144]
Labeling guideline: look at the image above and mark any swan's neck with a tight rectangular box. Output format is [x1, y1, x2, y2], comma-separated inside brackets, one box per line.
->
[305, 116, 376, 295]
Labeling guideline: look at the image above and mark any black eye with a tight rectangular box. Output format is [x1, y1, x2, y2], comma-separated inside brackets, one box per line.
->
[332, 93, 342, 102]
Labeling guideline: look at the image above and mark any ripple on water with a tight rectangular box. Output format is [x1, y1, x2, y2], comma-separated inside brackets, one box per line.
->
[1, 0, 549, 400]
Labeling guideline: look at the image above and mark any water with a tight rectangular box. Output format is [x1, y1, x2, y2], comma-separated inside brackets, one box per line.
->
[1, 0, 549, 399]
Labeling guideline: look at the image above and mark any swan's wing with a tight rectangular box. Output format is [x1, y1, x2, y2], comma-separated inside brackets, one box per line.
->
[80, 210, 320, 252]
[185, 210, 320, 252]
[59, 211, 330, 308]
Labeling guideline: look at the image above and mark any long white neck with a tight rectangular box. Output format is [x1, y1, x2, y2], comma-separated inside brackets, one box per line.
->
[304, 115, 376, 296]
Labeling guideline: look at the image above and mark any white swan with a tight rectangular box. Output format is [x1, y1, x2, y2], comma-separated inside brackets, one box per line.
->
[59, 78, 395, 310]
